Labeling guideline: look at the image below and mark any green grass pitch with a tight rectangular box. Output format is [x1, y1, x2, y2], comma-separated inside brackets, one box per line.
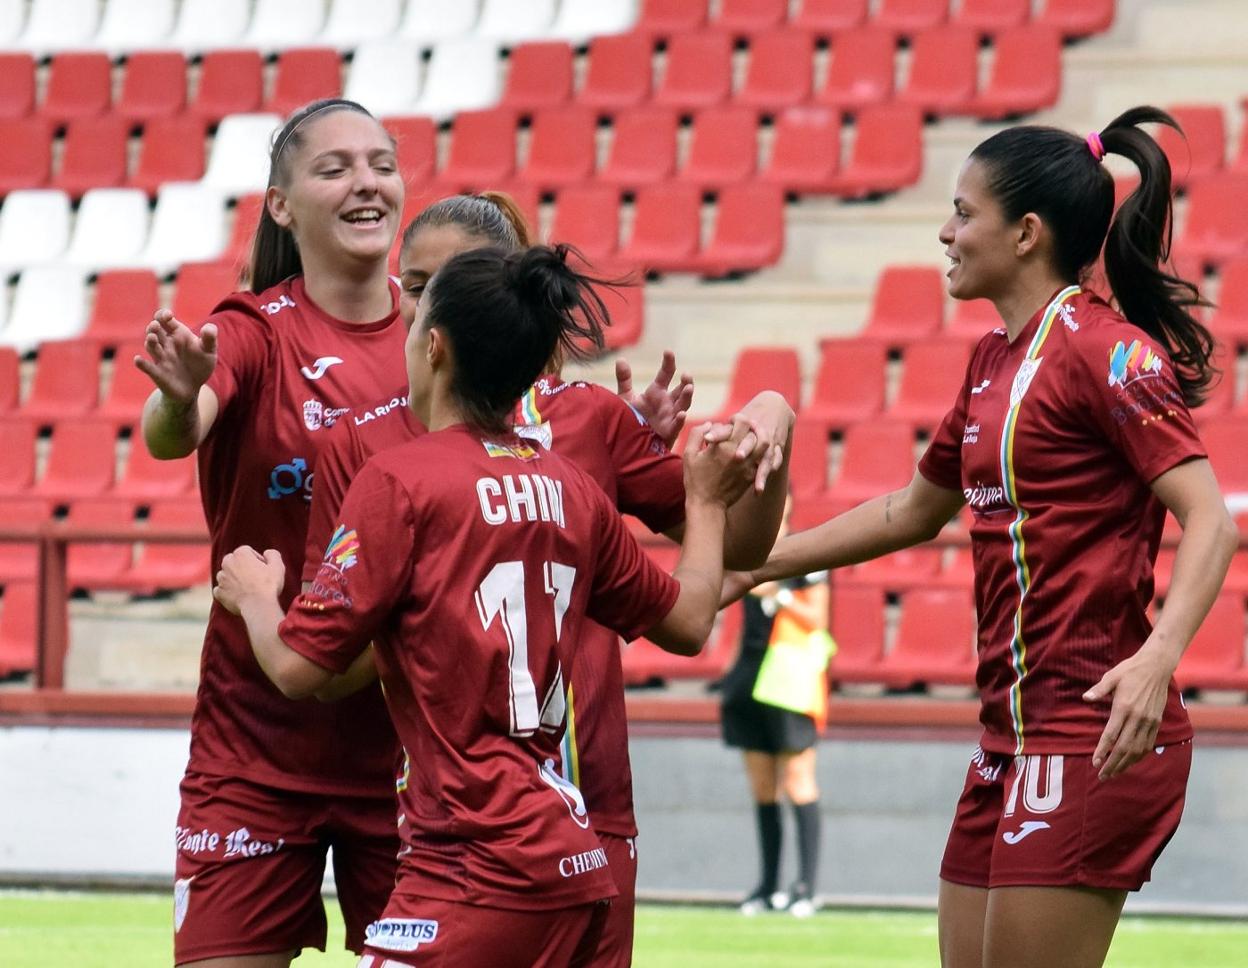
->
[1, 892, 1245, 967]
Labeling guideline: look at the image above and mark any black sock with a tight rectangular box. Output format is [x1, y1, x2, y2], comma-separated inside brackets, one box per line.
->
[792, 800, 821, 896]
[755, 802, 782, 895]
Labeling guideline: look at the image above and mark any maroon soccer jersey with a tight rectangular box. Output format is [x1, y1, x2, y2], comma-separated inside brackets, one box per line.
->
[279, 426, 681, 909]
[919, 287, 1204, 755]
[193, 275, 407, 794]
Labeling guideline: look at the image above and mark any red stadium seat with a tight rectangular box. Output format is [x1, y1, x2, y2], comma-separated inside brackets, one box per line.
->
[32, 419, 117, 502]
[0, 498, 51, 582]
[129, 115, 208, 196]
[0, 420, 36, 496]
[887, 338, 970, 432]
[41, 53, 112, 127]
[191, 50, 264, 126]
[1193, 350, 1235, 426]
[791, 0, 868, 40]
[828, 419, 915, 512]
[222, 193, 265, 270]
[715, 346, 802, 419]
[548, 185, 620, 263]
[591, 261, 645, 352]
[172, 262, 241, 325]
[859, 265, 945, 347]
[114, 440, 197, 502]
[116, 52, 188, 127]
[874, 0, 948, 40]
[618, 182, 702, 273]
[266, 48, 342, 118]
[518, 105, 597, 190]
[930, 546, 975, 591]
[578, 33, 653, 112]
[831, 102, 923, 198]
[1036, 0, 1115, 39]
[0, 347, 18, 414]
[1200, 415, 1248, 493]
[815, 26, 895, 112]
[0, 117, 52, 194]
[1175, 172, 1248, 271]
[0, 53, 35, 120]
[99, 342, 159, 429]
[827, 583, 885, 683]
[1174, 592, 1248, 692]
[439, 108, 518, 191]
[952, 0, 1029, 36]
[737, 29, 814, 115]
[383, 116, 437, 188]
[653, 30, 733, 112]
[501, 42, 573, 112]
[879, 587, 977, 687]
[897, 24, 978, 117]
[65, 498, 136, 590]
[804, 339, 886, 430]
[968, 25, 1062, 121]
[0, 581, 38, 677]
[846, 547, 943, 591]
[945, 298, 1000, 341]
[20, 340, 100, 425]
[678, 106, 758, 188]
[697, 182, 786, 276]
[712, 0, 787, 37]
[1157, 104, 1226, 192]
[1209, 258, 1248, 348]
[598, 106, 678, 190]
[761, 107, 841, 195]
[51, 116, 129, 198]
[125, 499, 211, 593]
[789, 416, 831, 500]
[634, 0, 707, 41]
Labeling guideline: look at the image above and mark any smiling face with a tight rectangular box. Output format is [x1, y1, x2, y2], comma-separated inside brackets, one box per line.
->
[268, 110, 403, 271]
[938, 158, 1026, 303]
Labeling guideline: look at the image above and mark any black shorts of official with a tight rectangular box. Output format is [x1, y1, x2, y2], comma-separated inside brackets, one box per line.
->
[721, 696, 816, 754]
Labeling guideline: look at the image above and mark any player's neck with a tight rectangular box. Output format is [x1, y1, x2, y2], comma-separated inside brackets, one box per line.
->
[994, 268, 1071, 343]
[425, 389, 464, 433]
[298, 254, 394, 324]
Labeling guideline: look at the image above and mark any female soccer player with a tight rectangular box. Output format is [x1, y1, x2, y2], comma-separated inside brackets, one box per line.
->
[137, 99, 410, 966]
[726, 107, 1236, 968]
[301, 191, 794, 967]
[213, 243, 759, 967]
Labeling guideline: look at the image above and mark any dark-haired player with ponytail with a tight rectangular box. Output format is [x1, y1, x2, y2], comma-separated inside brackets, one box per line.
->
[137, 98, 411, 966]
[213, 244, 760, 967]
[725, 107, 1236, 967]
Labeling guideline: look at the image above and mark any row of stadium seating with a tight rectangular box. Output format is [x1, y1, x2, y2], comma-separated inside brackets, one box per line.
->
[0, 0, 1116, 59]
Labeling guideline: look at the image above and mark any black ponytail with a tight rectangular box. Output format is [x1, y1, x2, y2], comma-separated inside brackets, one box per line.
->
[424, 244, 608, 434]
[970, 106, 1215, 406]
[247, 98, 388, 294]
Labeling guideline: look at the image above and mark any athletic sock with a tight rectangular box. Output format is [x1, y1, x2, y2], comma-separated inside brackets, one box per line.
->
[792, 800, 821, 897]
[755, 801, 782, 896]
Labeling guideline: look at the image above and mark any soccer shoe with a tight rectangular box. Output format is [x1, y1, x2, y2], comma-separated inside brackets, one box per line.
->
[786, 882, 818, 919]
[738, 887, 787, 915]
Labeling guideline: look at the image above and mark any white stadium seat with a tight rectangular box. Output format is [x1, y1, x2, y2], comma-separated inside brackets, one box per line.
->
[399, 0, 481, 47]
[0, 0, 25, 47]
[344, 40, 423, 117]
[243, 0, 327, 54]
[203, 114, 282, 199]
[64, 189, 150, 272]
[93, 0, 176, 54]
[0, 266, 88, 352]
[17, 0, 99, 56]
[168, 0, 250, 56]
[136, 183, 229, 277]
[412, 38, 501, 121]
[321, 0, 402, 50]
[549, 0, 639, 43]
[0, 190, 71, 278]
[477, 0, 556, 44]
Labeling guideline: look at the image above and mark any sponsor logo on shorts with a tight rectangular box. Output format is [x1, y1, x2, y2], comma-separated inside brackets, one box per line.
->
[223, 826, 284, 858]
[176, 826, 220, 854]
[365, 918, 439, 953]
[173, 876, 192, 932]
[1002, 820, 1051, 844]
[558, 846, 610, 879]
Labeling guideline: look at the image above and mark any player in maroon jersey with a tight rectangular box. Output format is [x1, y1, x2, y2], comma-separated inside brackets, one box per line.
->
[725, 107, 1236, 967]
[302, 192, 794, 966]
[137, 99, 412, 967]
[212, 243, 759, 967]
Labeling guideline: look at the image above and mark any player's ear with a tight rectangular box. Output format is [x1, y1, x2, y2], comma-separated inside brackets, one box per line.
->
[1016, 212, 1044, 259]
[267, 184, 292, 229]
[426, 326, 447, 370]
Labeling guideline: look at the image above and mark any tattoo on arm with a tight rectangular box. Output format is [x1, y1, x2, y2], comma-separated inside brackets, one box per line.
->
[885, 493, 893, 524]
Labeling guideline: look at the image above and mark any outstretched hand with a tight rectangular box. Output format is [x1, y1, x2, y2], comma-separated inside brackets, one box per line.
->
[135, 309, 218, 405]
[616, 350, 694, 449]
[214, 546, 286, 616]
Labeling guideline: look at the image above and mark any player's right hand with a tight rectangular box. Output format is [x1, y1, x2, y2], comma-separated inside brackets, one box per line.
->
[683, 422, 759, 510]
[135, 309, 217, 405]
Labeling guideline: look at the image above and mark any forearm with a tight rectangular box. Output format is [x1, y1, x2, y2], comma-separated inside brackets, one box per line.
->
[237, 594, 331, 699]
[141, 388, 202, 459]
[722, 425, 792, 571]
[655, 501, 729, 655]
[314, 646, 379, 702]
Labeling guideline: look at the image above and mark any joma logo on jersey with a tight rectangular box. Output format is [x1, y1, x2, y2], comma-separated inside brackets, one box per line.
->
[263, 294, 298, 316]
[1107, 339, 1163, 389]
[300, 355, 342, 379]
[365, 918, 439, 954]
[476, 474, 566, 528]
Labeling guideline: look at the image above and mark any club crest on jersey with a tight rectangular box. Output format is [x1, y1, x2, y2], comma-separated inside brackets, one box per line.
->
[1108, 339, 1163, 389]
[482, 439, 538, 460]
[323, 525, 359, 571]
[515, 421, 554, 451]
[364, 918, 439, 954]
[1010, 357, 1043, 409]
[303, 399, 323, 431]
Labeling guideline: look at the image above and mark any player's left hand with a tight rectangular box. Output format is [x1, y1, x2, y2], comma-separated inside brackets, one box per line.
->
[684, 422, 761, 510]
[214, 546, 286, 615]
[700, 390, 795, 493]
[1083, 640, 1178, 781]
[615, 350, 695, 450]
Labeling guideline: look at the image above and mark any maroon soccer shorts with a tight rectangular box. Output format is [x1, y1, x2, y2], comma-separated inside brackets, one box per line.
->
[357, 895, 609, 968]
[940, 741, 1192, 891]
[585, 832, 638, 968]
[173, 770, 399, 965]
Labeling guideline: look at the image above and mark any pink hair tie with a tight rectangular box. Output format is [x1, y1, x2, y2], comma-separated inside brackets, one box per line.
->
[1086, 131, 1106, 162]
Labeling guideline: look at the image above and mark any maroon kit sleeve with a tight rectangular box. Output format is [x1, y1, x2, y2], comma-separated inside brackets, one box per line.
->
[598, 389, 686, 534]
